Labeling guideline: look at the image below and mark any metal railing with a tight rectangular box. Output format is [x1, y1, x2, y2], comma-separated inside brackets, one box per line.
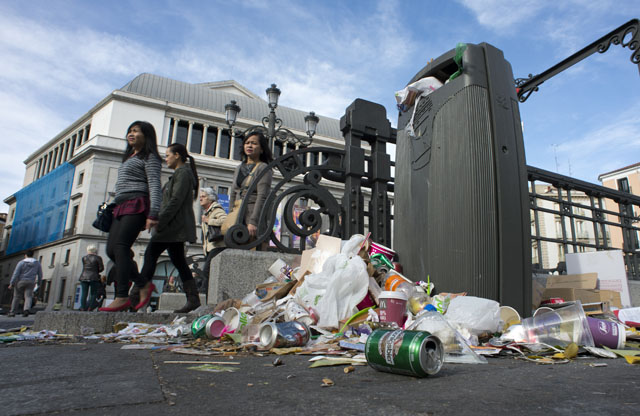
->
[528, 166, 640, 280]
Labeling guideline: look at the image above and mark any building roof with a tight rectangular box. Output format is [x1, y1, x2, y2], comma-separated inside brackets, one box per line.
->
[598, 161, 640, 181]
[120, 73, 342, 139]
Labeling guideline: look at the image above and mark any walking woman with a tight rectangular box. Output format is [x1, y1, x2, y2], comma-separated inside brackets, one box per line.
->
[100, 121, 162, 312]
[78, 245, 104, 311]
[139, 143, 200, 313]
[229, 131, 273, 241]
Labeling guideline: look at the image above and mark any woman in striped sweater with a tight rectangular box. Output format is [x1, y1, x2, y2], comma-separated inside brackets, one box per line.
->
[99, 121, 162, 312]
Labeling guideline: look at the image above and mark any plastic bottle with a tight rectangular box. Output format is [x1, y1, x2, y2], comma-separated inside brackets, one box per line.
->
[396, 282, 416, 299]
[409, 290, 433, 315]
[384, 272, 406, 291]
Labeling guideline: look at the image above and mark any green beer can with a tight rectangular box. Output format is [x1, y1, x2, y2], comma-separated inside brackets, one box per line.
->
[365, 329, 444, 377]
[191, 314, 214, 338]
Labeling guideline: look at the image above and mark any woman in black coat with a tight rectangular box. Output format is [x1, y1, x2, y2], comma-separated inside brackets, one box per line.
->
[139, 143, 200, 313]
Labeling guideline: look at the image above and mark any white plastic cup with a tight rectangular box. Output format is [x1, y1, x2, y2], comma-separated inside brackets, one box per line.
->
[222, 307, 250, 333]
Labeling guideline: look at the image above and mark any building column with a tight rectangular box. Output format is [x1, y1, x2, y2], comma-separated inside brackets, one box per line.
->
[171, 118, 179, 144]
[215, 128, 222, 157]
[201, 125, 208, 154]
[230, 133, 238, 160]
[186, 121, 194, 152]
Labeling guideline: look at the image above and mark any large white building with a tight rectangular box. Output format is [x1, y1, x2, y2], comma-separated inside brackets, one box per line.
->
[0, 74, 351, 310]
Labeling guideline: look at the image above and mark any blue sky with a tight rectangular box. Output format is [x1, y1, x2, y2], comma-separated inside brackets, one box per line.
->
[0, 0, 638, 212]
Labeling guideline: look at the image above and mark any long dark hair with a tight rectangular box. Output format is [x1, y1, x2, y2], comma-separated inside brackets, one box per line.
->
[123, 121, 161, 162]
[241, 131, 273, 163]
[167, 143, 199, 199]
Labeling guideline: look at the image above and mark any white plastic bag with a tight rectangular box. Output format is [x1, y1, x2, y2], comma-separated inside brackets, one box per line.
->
[444, 296, 501, 335]
[295, 252, 369, 328]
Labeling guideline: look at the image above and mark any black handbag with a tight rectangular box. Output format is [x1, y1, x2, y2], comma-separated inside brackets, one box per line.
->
[207, 224, 224, 242]
[92, 202, 116, 232]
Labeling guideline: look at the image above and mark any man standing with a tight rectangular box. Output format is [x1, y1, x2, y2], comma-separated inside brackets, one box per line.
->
[8, 250, 43, 317]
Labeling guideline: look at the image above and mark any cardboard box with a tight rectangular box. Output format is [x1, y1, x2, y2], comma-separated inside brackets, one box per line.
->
[544, 273, 597, 289]
[542, 287, 622, 309]
[534, 273, 622, 309]
[566, 250, 632, 308]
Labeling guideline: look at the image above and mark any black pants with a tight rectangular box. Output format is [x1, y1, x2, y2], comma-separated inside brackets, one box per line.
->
[140, 241, 193, 286]
[106, 213, 146, 297]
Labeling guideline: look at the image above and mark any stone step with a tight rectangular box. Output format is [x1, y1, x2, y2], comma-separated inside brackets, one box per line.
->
[32, 310, 203, 335]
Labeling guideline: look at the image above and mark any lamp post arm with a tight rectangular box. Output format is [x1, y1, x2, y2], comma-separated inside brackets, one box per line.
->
[516, 18, 639, 103]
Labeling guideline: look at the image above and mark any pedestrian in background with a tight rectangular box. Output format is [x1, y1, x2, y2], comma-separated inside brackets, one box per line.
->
[8, 250, 43, 317]
[100, 121, 162, 312]
[78, 245, 104, 311]
[228, 131, 273, 242]
[200, 187, 227, 282]
[139, 143, 200, 313]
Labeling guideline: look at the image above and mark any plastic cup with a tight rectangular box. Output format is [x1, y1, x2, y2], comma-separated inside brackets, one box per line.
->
[369, 242, 396, 262]
[378, 291, 408, 326]
[499, 306, 521, 330]
[586, 317, 625, 349]
[521, 301, 594, 347]
[222, 307, 250, 333]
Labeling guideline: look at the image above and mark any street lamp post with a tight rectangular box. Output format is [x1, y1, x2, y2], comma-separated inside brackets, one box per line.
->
[225, 84, 319, 148]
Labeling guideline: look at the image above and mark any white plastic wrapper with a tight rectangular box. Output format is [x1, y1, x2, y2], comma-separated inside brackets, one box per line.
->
[444, 296, 501, 335]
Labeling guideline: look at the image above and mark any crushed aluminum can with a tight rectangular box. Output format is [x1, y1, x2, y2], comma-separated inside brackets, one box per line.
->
[191, 314, 214, 338]
[259, 321, 310, 350]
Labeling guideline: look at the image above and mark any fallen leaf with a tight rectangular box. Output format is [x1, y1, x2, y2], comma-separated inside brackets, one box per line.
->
[564, 343, 579, 359]
[321, 378, 334, 387]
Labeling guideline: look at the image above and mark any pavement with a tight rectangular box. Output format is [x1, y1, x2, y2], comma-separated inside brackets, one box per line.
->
[1, 314, 639, 416]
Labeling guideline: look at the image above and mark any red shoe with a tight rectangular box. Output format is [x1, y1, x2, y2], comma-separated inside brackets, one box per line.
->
[134, 283, 156, 311]
[99, 299, 131, 312]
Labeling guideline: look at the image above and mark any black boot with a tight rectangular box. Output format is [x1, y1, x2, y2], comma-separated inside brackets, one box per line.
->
[174, 279, 201, 313]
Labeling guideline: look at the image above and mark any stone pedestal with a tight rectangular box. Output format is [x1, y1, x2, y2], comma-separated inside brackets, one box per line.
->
[207, 249, 298, 305]
[157, 293, 207, 312]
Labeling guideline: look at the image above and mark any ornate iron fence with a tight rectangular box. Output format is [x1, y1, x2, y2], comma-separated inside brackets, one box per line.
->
[223, 99, 395, 253]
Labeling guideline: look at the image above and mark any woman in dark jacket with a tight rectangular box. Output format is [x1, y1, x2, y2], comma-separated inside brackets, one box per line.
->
[78, 245, 104, 311]
[139, 143, 200, 313]
[228, 131, 273, 240]
[100, 121, 162, 312]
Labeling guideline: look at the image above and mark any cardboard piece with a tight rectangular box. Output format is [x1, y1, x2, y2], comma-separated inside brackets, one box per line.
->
[544, 273, 597, 289]
[566, 250, 632, 308]
[535, 272, 623, 309]
[295, 235, 342, 280]
[542, 288, 622, 309]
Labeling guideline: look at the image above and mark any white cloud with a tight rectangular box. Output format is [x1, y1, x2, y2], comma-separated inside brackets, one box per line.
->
[553, 104, 640, 181]
[456, 0, 546, 31]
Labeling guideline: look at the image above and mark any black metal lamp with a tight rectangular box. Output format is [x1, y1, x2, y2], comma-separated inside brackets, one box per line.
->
[225, 100, 241, 128]
[225, 84, 318, 147]
[266, 84, 281, 109]
[304, 111, 319, 139]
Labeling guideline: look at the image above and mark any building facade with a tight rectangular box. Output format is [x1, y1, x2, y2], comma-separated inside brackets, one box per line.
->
[0, 74, 353, 310]
[599, 162, 640, 252]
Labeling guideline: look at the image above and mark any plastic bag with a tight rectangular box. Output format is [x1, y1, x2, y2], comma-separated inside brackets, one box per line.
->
[295, 252, 369, 328]
[444, 296, 501, 335]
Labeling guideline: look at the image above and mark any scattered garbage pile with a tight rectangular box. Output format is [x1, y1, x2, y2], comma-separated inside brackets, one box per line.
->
[2, 233, 640, 375]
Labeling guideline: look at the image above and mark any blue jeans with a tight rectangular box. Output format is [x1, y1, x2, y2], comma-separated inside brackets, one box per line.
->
[80, 281, 101, 310]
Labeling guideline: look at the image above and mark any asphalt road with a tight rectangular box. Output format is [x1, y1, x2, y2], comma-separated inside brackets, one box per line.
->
[1, 317, 638, 416]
